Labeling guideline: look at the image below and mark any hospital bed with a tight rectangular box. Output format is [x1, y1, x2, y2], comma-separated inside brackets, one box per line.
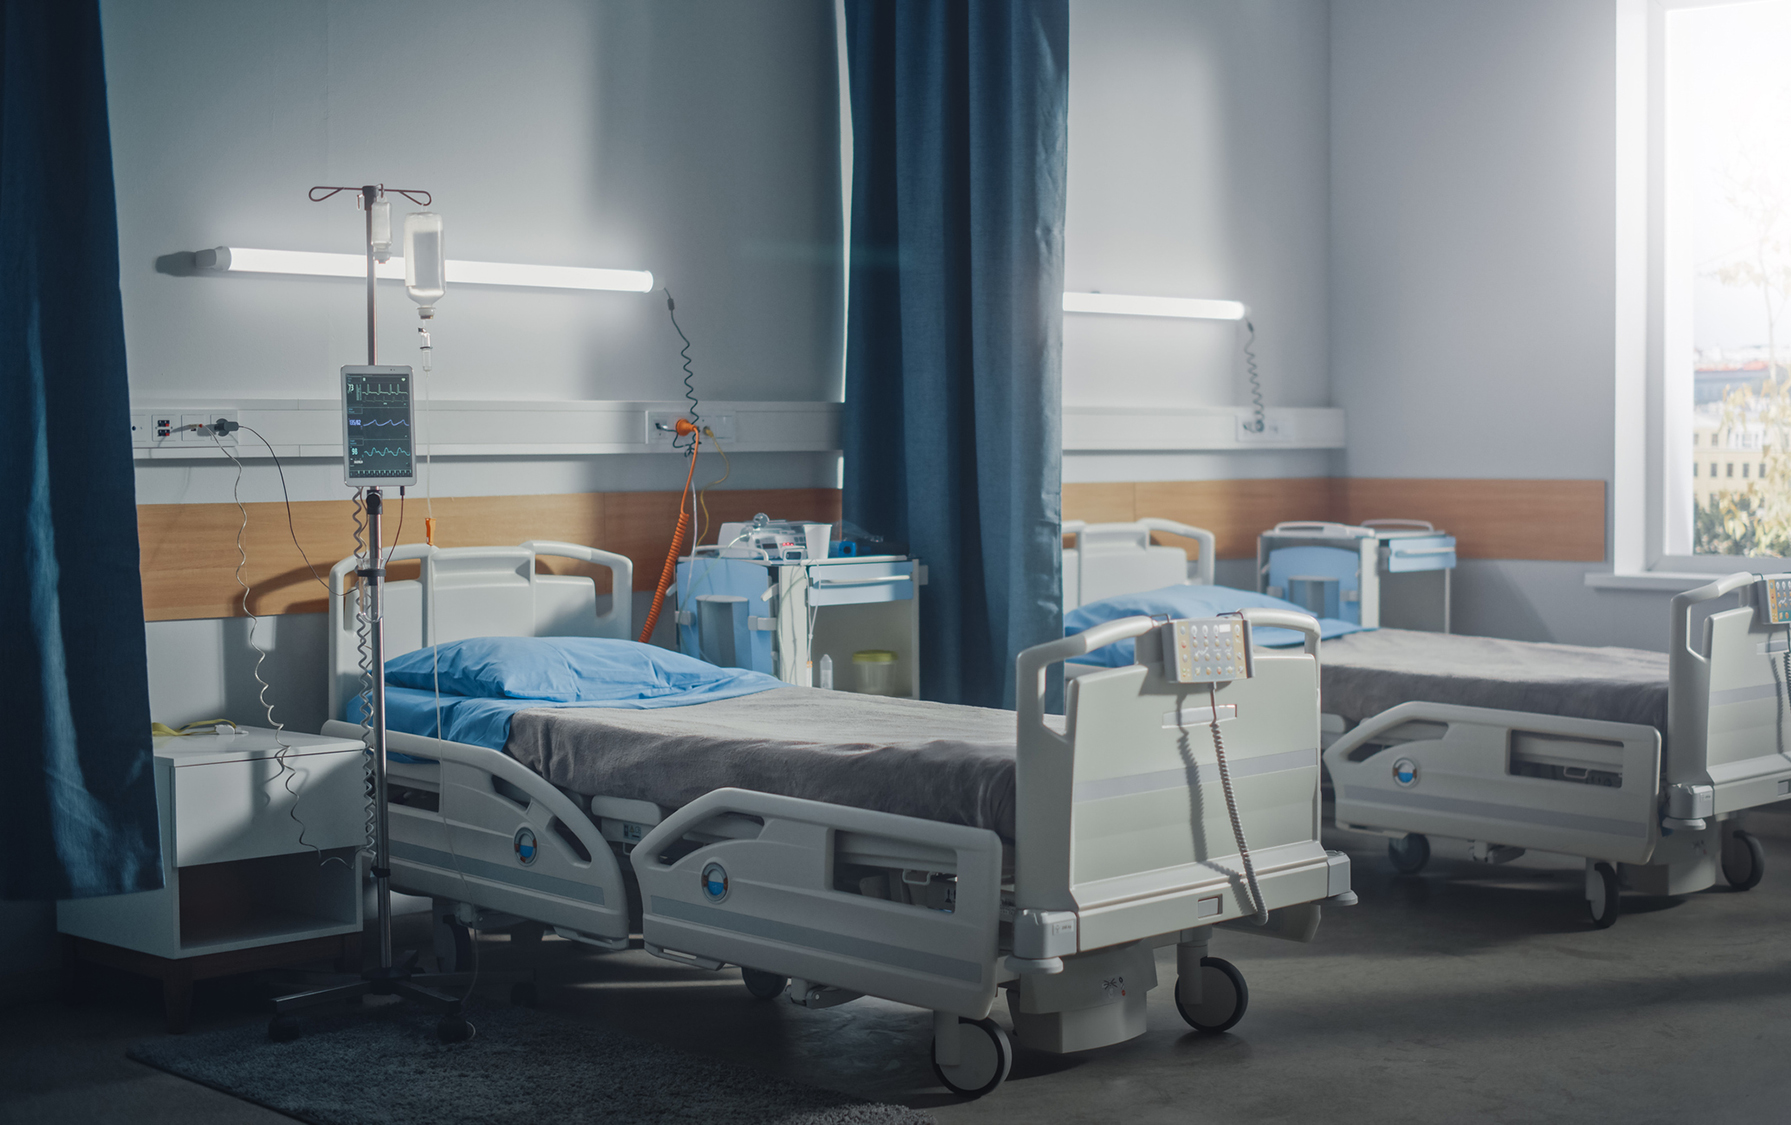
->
[1064, 521, 1791, 928]
[316, 541, 1352, 1097]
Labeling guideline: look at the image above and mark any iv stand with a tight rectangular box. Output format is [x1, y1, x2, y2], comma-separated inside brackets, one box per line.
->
[265, 184, 506, 1044]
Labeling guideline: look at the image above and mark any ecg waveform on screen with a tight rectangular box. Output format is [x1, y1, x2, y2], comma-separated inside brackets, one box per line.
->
[345, 370, 413, 480]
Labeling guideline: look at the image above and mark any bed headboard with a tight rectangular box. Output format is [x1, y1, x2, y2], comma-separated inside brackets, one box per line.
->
[1063, 518, 1216, 612]
[326, 540, 633, 724]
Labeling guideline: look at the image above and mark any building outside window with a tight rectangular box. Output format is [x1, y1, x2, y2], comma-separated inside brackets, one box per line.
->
[1671, 1, 1791, 557]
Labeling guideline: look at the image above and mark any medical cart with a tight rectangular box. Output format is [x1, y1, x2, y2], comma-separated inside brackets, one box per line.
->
[1257, 520, 1457, 632]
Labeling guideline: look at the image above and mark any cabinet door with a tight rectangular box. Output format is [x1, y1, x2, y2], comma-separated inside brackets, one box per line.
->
[174, 750, 366, 866]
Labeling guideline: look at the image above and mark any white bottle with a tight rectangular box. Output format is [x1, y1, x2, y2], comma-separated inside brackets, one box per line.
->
[404, 211, 445, 319]
[818, 653, 833, 690]
[369, 197, 393, 262]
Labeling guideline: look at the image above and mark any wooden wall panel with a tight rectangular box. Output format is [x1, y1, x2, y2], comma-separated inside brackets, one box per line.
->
[1336, 478, 1606, 562]
[139, 488, 842, 622]
[1062, 477, 1605, 562]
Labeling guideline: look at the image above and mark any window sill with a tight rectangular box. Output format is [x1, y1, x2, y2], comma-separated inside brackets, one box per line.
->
[1583, 571, 1728, 592]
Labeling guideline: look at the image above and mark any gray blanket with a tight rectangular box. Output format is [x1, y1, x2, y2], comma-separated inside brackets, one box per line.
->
[1320, 629, 1669, 731]
[506, 687, 1030, 838]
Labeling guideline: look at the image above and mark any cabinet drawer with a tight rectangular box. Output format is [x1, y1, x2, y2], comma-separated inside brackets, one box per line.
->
[174, 749, 366, 866]
[806, 560, 914, 606]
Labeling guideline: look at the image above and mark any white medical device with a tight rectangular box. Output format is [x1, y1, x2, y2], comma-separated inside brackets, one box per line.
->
[1257, 519, 1456, 631]
[1062, 519, 1216, 614]
[1161, 616, 1251, 683]
[341, 366, 417, 486]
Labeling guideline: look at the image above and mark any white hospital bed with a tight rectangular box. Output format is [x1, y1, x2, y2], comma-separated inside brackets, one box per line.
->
[1065, 521, 1791, 927]
[317, 541, 1352, 1097]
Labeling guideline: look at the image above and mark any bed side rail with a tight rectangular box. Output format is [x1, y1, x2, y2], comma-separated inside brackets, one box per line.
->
[1324, 701, 1662, 865]
[1670, 572, 1754, 666]
[633, 788, 1005, 1017]
[322, 719, 629, 942]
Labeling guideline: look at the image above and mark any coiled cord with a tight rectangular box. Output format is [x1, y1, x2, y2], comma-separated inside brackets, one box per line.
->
[665, 287, 700, 452]
[1209, 681, 1268, 925]
[1244, 319, 1265, 435]
[352, 489, 377, 854]
[212, 434, 345, 868]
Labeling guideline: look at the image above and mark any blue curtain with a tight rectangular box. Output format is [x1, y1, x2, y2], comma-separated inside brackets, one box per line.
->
[843, 0, 1068, 710]
[1, 0, 161, 899]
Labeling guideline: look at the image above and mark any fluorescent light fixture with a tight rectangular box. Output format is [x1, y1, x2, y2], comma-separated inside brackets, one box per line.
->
[1062, 292, 1247, 320]
[193, 247, 654, 293]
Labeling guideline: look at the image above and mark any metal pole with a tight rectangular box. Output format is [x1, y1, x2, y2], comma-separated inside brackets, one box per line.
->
[366, 488, 392, 972]
[362, 184, 378, 365]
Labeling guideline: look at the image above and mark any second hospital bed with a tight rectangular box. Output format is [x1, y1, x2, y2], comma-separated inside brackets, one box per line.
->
[315, 541, 1354, 1097]
[1064, 520, 1791, 928]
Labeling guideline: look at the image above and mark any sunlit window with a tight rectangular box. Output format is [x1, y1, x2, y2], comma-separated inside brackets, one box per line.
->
[1674, 1, 1791, 555]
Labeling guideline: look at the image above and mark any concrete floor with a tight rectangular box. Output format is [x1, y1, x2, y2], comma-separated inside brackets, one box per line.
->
[6, 810, 1791, 1125]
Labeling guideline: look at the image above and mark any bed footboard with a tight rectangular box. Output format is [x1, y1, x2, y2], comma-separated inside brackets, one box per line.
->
[1015, 612, 1347, 952]
[633, 788, 1006, 1018]
[322, 720, 630, 945]
[1324, 703, 1662, 865]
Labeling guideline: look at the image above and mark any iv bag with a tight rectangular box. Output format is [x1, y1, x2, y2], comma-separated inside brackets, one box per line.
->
[404, 212, 444, 319]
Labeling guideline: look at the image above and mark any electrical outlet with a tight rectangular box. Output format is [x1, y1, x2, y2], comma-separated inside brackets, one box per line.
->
[1235, 413, 1288, 443]
[130, 412, 152, 448]
[646, 410, 736, 446]
[180, 409, 238, 445]
[153, 415, 177, 441]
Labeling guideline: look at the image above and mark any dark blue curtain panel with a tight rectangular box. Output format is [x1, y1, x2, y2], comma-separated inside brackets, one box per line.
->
[0, 0, 161, 899]
[843, 0, 1068, 710]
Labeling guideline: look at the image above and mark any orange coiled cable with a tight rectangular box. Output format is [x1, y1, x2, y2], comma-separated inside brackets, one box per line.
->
[638, 419, 701, 642]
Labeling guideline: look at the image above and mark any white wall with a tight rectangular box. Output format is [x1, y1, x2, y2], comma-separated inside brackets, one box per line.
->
[104, 0, 846, 728]
[1330, 0, 1676, 648]
[1063, 0, 1336, 485]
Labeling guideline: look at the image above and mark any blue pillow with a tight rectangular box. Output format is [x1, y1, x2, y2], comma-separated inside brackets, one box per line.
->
[385, 636, 771, 702]
[1065, 584, 1368, 667]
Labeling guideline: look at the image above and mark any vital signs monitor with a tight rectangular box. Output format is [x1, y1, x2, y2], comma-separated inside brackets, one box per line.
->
[341, 365, 417, 486]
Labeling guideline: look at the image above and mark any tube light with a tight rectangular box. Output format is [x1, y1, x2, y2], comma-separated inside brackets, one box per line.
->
[1062, 292, 1247, 320]
[193, 247, 654, 293]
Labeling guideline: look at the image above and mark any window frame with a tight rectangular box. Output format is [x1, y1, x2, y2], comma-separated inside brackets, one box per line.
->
[1621, 0, 1791, 577]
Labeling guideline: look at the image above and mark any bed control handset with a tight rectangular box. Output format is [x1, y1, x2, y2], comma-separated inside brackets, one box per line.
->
[1161, 617, 1252, 683]
[1759, 575, 1791, 625]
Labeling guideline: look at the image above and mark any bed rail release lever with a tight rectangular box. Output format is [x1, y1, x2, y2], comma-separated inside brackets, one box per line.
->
[1012, 909, 1078, 960]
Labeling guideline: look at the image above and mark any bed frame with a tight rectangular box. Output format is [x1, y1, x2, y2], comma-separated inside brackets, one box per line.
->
[317, 541, 1352, 1097]
[1074, 522, 1791, 926]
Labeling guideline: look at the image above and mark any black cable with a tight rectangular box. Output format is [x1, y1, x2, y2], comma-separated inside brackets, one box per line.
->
[385, 487, 407, 566]
[237, 424, 330, 594]
[664, 287, 700, 454]
[1244, 319, 1265, 435]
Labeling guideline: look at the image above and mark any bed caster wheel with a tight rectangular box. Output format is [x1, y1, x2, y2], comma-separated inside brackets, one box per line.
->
[509, 982, 538, 1007]
[931, 1017, 1012, 1099]
[741, 968, 787, 1001]
[1724, 829, 1765, 891]
[1175, 957, 1249, 1033]
[1587, 862, 1621, 929]
[436, 1013, 472, 1043]
[1389, 833, 1430, 874]
[267, 1014, 301, 1042]
[435, 918, 473, 973]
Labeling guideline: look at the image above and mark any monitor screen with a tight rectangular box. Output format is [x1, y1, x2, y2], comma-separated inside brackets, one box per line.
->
[342, 366, 415, 485]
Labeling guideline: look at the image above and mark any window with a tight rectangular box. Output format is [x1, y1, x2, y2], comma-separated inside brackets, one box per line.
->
[1639, 0, 1791, 571]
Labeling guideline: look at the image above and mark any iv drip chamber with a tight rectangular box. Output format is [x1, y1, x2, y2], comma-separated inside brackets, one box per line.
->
[404, 211, 445, 319]
[369, 196, 393, 262]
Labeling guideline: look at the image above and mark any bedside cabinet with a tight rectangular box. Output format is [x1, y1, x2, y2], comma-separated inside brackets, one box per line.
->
[58, 728, 367, 1031]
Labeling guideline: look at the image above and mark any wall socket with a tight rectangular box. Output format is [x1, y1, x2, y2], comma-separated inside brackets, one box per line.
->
[181, 410, 238, 446]
[1235, 413, 1288, 443]
[645, 410, 737, 446]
